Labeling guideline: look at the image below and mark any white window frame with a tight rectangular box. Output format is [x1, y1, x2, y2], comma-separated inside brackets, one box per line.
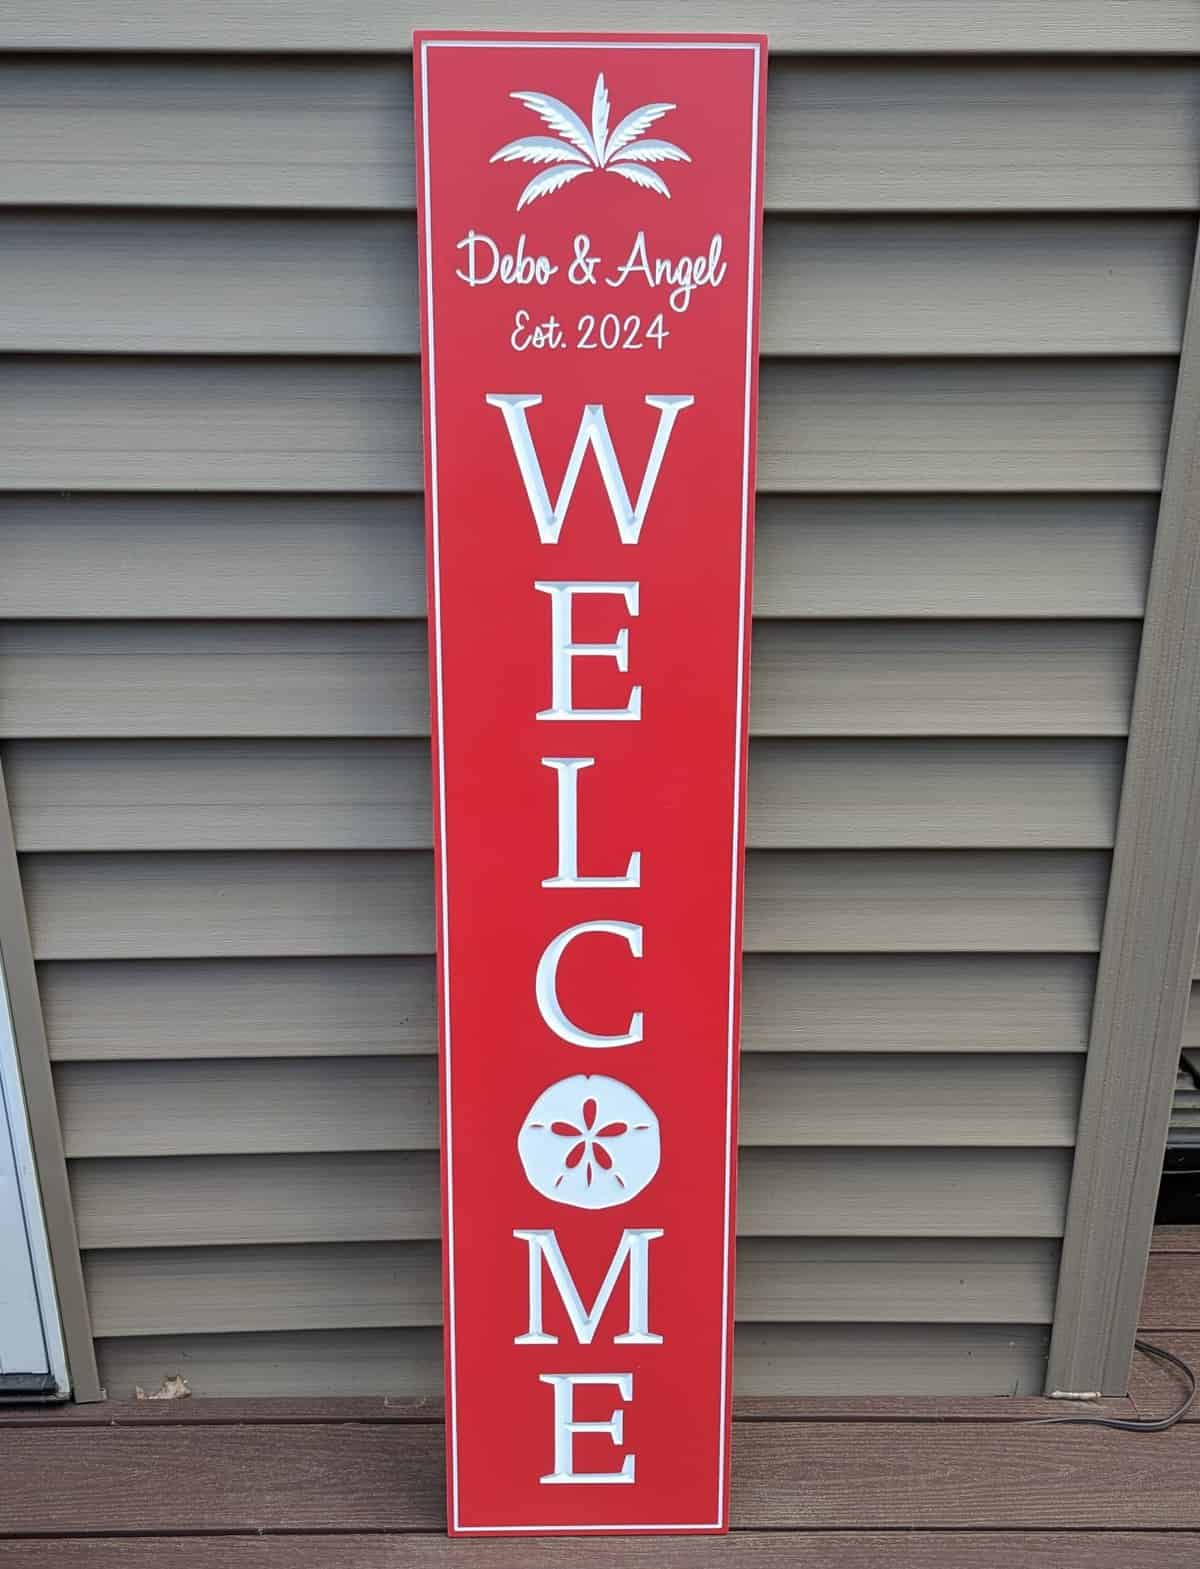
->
[0, 955, 68, 1397]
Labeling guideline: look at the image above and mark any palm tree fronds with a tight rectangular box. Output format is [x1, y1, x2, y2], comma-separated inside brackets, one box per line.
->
[510, 91, 598, 163]
[607, 162, 672, 198]
[517, 163, 592, 209]
[591, 74, 611, 166]
[495, 78, 687, 205]
[609, 138, 691, 165]
[490, 136, 591, 166]
[605, 103, 676, 160]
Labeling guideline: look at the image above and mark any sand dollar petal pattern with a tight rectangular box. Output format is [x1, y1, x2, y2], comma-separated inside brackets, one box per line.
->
[517, 1074, 661, 1210]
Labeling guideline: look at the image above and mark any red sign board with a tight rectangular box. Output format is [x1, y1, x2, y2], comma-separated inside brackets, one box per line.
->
[414, 32, 766, 1536]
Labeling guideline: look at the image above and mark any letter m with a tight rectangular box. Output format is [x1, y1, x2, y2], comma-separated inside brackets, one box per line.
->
[513, 1228, 664, 1345]
[486, 394, 694, 544]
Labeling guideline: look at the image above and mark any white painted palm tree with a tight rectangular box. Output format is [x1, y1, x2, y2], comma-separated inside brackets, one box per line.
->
[491, 72, 690, 210]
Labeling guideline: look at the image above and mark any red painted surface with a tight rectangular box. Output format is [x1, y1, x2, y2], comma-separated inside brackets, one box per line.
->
[414, 32, 766, 1536]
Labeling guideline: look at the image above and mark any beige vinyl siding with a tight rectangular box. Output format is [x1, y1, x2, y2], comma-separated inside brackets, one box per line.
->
[2, 58, 1197, 209]
[0, 42, 1180, 1400]
[0, 495, 1156, 620]
[0, 214, 1192, 355]
[4, 4, 1200, 52]
[19, 849, 1108, 957]
[0, 357, 1173, 491]
[68, 1149, 1072, 1248]
[82, 1237, 1059, 1336]
[52, 1055, 1082, 1156]
[37, 953, 1095, 1060]
[89, 1323, 1052, 1400]
[5, 738, 1124, 850]
[0, 622, 1139, 736]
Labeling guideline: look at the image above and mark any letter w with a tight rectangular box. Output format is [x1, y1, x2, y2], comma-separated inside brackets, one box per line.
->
[513, 1228, 664, 1345]
[486, 394, 694, 544]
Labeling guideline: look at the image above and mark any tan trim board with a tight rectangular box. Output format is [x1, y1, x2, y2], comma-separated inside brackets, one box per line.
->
[0, 760, 99, 1399]
[1047, 237, 1200, 1394]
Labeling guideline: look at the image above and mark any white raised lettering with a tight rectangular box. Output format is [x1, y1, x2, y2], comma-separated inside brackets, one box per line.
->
[541, 758, 641, 888]
[514, 1228, 663, 1345]
[486, 393, 693, 544]
[539, 1373, 635, 1485]
[535, 921, 642, 1047]
[535, 581, 640, 722]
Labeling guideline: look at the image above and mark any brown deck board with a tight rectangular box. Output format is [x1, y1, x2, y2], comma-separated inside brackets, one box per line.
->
[2, 1420, 1199, 1534]
[0, 1393, 1136, 1426]
[1128, 1331, 1200, 1420]
[1141, 1253, 1200, 1328]
[1149, 1225, 1200, 1252]
[0, 1534, 1192, 1567]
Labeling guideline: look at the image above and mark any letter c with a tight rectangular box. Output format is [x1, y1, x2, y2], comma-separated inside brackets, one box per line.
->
[535, 921, 643, 1047]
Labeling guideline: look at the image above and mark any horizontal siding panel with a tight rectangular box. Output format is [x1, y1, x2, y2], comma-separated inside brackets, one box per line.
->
[0, 358, 1172, 492]
[740, 1055, 1081, 1147]
[0, 497, 430, 621]
[744, 851, 1107, 953]
[740, 954, 1095, 1055]
[0, 621, 1137, 737]
[0, 622, 431, 739]
[3, 59, 1195, 212]
[94, 1326, 444, 1401]
[0, 495, 1154, 621]
[5, 6, 1198, 53]
[755, 359, 1171, 493]
[751, 623, 1136, 737]
[0, 359, 423, 494]
[40, 957, 439, 1061]
[93, 1322, 1051, 1399]
[749, 740, 1121, 849]
[71, 1151, 446, 1248]
[83, 1237, 1058, 1336]
[2, 214, 1190, 356]
[53, 1053, 1082, 1156]
[752, 496, 1153, 619]
[734, 1323, 1050, 1397]
[22, 850, 437, 959]
[56, 1058, 440, 1157]
[20, 849, 1108, 958]
[736, 1239, 1058, 1325]
[87, 1242, 442, 1336]
[740, 1149, 1071, 1238]
[6, 737, 1123, 851]
[69, 1147, 1071, 1248]
[39, 953, 1096, 1061]
[759, 217, 1192, 355]
[7, 739, 437, 852]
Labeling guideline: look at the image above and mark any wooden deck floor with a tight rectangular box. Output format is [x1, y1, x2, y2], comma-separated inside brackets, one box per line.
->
[1, 1228, 1197, 1566]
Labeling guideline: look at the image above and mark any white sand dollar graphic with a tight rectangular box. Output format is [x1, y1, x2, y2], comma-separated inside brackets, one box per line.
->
[517, 1074, 660, 1210]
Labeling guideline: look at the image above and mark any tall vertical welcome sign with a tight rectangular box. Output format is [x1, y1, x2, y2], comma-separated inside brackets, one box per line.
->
[414, 32, 766, 1536]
